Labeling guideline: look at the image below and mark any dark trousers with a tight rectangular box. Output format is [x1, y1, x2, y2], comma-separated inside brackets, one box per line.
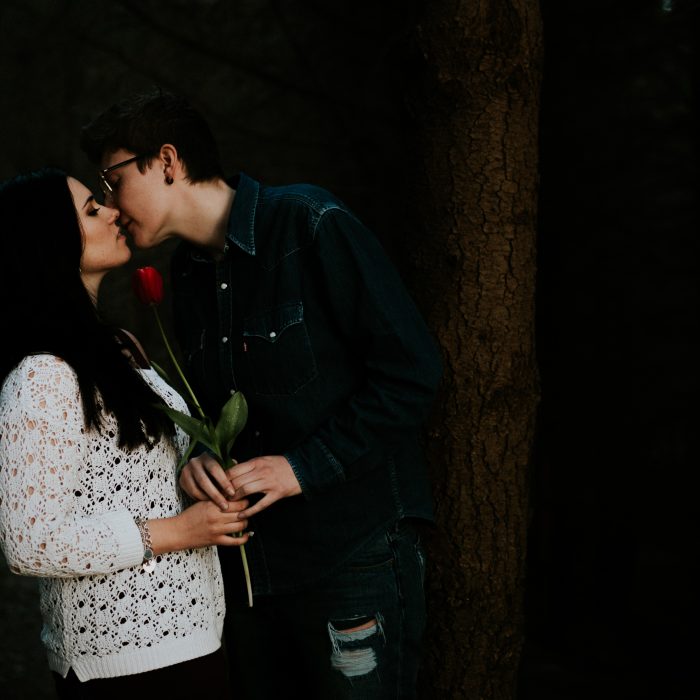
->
[224, 519, 428, 700]
[53, 647, 229, 700]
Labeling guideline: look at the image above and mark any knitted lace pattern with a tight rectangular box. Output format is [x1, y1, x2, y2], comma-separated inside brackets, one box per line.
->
[0, 354, 225, 681]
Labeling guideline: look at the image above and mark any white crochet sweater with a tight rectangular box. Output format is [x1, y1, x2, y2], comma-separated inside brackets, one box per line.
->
[0, 354, 225, 681]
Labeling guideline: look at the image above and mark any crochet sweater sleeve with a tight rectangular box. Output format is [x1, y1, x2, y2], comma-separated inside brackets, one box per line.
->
[0, 356, 143, 577]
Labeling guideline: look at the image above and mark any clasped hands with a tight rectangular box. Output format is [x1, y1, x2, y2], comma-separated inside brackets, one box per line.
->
[179, 452, 302, 518]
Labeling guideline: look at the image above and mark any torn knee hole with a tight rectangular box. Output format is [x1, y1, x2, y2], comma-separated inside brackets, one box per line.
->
[328, 614, 385, 678]
[331, 646, 377, 678]
[332, 616, 377, 634]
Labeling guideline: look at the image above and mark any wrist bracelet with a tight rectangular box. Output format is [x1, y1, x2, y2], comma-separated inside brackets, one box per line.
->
[135, 518, 156, 573]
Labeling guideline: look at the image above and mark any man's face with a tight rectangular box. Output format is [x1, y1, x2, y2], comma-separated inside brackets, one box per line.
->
[99, 149, 173, 249]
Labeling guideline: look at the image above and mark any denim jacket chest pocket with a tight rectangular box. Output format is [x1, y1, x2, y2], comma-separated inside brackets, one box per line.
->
[242, 301, 318, 396]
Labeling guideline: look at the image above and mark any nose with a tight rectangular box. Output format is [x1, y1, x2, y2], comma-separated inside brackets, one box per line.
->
[108, 206, 120, 223]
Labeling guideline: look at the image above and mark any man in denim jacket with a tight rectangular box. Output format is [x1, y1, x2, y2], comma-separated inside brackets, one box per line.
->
[82, 90, 442, 699]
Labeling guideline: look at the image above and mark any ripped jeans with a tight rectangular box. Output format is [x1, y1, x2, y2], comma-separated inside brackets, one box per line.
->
[223, 519, 427, 699]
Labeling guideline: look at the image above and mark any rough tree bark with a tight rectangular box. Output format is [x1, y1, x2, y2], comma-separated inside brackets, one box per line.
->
[405, 2, 542, 698]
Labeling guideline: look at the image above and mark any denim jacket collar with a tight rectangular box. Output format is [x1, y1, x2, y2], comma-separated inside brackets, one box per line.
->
[187, 173, 259, 262]
[225, 172, 259, 257]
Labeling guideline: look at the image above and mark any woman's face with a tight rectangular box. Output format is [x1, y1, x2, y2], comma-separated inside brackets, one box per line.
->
[68, 177, 130, 285]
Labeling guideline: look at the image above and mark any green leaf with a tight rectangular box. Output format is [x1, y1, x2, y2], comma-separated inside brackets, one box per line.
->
[150, 360, 172, 385]
[176, 437, 198, 473]
[156, 404, 218, 454]
[214, 391, 248, 457]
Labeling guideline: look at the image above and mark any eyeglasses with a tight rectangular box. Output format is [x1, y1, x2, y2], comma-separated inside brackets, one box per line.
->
[98, 154, 146, 197]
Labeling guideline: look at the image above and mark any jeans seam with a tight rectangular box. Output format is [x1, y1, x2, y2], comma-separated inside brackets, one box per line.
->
[388, 528, 405, 700]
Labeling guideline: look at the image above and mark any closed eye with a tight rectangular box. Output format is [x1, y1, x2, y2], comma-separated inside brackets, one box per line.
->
[82, 194, 100, 217]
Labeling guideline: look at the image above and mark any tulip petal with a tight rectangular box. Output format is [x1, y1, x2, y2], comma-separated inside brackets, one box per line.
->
[133, 266, 164, 306]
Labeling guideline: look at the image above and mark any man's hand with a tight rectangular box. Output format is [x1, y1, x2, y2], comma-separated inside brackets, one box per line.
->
[228, 456, 302, 518]
[179, 452, 235, 511]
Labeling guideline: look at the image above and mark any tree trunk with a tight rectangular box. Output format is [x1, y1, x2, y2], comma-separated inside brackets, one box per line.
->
[405, 2, 542, 697]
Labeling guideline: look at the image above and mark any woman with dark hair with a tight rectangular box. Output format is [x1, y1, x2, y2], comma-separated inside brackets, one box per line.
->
[0, 169, 247, 697]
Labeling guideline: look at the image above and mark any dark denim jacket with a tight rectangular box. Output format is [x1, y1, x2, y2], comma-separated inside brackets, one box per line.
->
[171, 173, 441, 595]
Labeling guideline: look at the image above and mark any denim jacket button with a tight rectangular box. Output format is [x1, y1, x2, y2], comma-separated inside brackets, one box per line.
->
[220, 282, 228, 290]
[222, 336, 229, 343]
[269, 331, 277, 338]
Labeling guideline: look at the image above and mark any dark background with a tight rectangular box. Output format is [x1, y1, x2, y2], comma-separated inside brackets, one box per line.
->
[0, 1, 697, 698]
[520, 2, 697, 699]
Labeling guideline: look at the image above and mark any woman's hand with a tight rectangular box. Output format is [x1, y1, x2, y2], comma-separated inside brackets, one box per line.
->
[179, 452, 235, 511]
[148, 498, 250, 554]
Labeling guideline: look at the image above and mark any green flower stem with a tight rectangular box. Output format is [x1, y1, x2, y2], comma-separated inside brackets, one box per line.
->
[239, 543, 253, 608]
[221, 456, 253, 608]
[151, 306, 206, 420]
[150, 308, 253, 607]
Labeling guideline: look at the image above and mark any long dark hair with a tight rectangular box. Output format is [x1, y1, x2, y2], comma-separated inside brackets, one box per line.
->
[0, 168, 173, 449]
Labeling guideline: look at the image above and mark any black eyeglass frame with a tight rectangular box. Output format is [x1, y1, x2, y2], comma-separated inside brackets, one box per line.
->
[98, 154, 147, 196]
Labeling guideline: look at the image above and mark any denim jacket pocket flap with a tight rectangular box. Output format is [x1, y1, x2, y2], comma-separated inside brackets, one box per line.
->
[242, 302, 304, 344]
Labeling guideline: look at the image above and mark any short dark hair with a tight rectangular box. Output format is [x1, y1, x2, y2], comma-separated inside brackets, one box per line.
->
[0, 168, 174, 449]
[80, 88, 224, 183]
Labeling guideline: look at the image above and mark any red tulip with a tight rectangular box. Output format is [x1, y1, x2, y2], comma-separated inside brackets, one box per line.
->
[133, 262, 252, 607]
[133, 266, 164, 306]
